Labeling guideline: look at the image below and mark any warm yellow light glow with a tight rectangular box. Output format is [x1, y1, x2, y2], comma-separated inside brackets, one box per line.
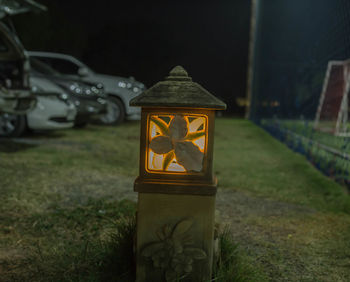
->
[150, 122, 157, 139]
[193, 136, 205, 151]
[188, 117, 205, 132]
[168, 162, 186, 172]
[153, 153, 164, 169]
[148, 150, 154, 169]
[147, 113, 207, 173]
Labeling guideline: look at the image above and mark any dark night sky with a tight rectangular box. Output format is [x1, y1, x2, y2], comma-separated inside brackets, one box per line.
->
[15, 0, 251, 114]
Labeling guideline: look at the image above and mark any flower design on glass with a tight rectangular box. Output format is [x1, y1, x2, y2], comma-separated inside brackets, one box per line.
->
[148, 114, 206, 172]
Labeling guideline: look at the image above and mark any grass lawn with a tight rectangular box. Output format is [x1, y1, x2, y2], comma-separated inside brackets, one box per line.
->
[260, 119, 350, 184]
[0, 118, 349, 281]
[274, 119, 350, 153]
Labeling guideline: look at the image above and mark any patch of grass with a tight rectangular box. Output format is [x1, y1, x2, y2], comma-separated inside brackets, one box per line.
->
[1, 199, 136, 282]
[276, 119, 350, 153]
[214, 119, 350, 213]
[5, 213, 258, 282]
[213, 227, 268, 282]
[213, 119, 350, 280]
[260, 119, 350, 185]
[98, 216, 136, 282]
[1, 119, 350, 281]
[233, 211, 350, 281]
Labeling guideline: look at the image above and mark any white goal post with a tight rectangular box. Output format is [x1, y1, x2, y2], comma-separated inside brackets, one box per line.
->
[314, 60, 350, 137]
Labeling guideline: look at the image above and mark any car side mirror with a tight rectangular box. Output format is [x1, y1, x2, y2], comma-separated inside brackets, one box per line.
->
[78, 67, 89, 77]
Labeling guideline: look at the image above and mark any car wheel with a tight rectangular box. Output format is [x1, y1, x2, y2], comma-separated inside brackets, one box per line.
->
[0, 114, 26, 137]
[100, 97, 125, 125]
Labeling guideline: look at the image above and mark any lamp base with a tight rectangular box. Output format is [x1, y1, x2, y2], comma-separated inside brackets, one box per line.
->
[135, 192, 216, 282]
[134, 176, 217, 196]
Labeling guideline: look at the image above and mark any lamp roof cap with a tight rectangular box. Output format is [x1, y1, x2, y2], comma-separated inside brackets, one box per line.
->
[130, 66, 226, 110]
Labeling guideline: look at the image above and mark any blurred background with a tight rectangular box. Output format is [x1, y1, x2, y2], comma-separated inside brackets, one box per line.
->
[14, 0, 251, 115]
[1, 0, 349, 185]
[249, 0, 350, 186]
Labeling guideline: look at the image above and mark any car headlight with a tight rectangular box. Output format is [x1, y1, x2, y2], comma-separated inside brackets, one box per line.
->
[62, 81, 100, 96]
[58, 93, 69, 101]
[118, 81, 127, 88]
[118, 81, 133, 89]
[90, 84, 105, 97]
[68, 83, 84, 94]
[118, 80, 145, 93]
[91, 86, 99, 94]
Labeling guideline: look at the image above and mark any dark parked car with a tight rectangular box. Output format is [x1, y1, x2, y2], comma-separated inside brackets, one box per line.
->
[29, 51, 145, 124]
[30, 57, 107, 127]
[0, 3, 40, 115]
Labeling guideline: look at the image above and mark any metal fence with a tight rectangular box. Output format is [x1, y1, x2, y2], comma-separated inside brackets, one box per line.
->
[248, 0, 350, 186]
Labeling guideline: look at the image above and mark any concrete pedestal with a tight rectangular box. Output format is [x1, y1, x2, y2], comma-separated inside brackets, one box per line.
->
[136, 193, 216, 282]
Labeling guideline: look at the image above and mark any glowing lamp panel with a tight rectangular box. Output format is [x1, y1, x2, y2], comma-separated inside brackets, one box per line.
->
[147, 114, 207, 173]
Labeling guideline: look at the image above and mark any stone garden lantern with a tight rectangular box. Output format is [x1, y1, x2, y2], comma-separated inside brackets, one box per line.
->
[130, 66, 226, 281]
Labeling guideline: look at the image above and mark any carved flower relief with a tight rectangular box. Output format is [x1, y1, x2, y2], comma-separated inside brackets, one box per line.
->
[147, 114, 206, 172]
[141, 219, 207, 281]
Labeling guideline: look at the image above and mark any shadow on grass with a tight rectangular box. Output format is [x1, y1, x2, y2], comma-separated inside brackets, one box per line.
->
[0, 130, 71, 152]
[25, 130, 67, 139]
[0, 139, 38, 153]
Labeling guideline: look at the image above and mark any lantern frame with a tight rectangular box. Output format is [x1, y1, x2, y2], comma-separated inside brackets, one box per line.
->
[139, 107, 215, 179]
[134, 107, 217, 195]
[130, 66, 226, 196]
[146, 112, 208, 174]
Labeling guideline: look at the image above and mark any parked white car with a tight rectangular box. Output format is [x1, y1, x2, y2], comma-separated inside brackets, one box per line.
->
[28, 51, 144, 124]
[28, 77, 76, 130]
[0, 77, 76, 137]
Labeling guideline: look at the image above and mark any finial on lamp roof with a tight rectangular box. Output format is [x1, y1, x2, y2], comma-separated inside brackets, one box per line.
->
[169, 66, 188, 77]
[166, 66, 192, 81]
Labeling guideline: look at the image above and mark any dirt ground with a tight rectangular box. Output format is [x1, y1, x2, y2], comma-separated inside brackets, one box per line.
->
[216, 188, 350, 281]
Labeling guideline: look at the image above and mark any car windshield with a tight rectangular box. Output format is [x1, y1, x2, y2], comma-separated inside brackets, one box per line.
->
[34, 56, 81, 75]
[31, 55, 94, 75]
[30, 57, 61, 76]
